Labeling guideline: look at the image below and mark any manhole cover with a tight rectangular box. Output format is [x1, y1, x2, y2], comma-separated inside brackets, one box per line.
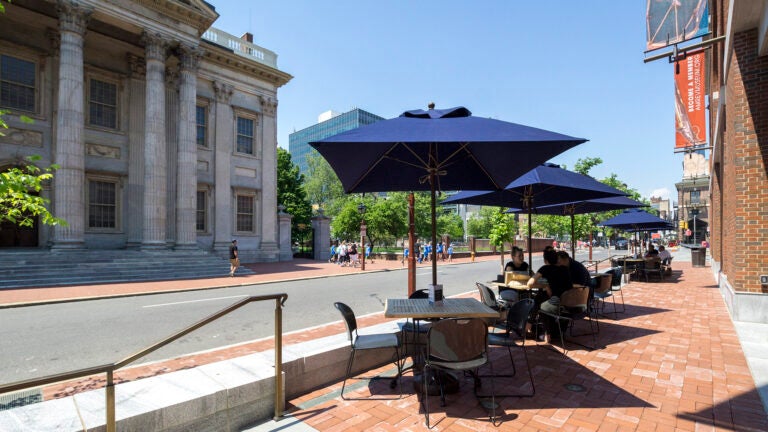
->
[564, 383, 586, 392]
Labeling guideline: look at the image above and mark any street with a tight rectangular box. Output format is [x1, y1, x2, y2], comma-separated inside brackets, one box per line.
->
[0, 249, 617, 384]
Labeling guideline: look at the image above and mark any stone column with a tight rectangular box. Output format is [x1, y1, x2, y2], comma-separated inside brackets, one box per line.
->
[141, 32, 169, 250]
[51, 0, 90, 250]
[258, 96, 279, 259]
[175, 45, 201, 249]
[126, 54, 146, 248]
[212, 81, 234, 253]
[165, 68, 179, 247]
[312, 210, 331, 262]
[278, 206, 293, 261]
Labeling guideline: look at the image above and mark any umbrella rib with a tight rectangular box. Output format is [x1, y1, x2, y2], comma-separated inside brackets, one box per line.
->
[347, 143, 418, 191]
[435, 143, 505, 190]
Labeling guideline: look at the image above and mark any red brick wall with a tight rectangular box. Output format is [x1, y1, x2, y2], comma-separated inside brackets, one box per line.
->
[721, 28, 768, 293]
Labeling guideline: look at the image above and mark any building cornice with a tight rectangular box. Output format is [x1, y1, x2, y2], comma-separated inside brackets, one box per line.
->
[202, 42, 293, 88]
[132, 0, 218, 36]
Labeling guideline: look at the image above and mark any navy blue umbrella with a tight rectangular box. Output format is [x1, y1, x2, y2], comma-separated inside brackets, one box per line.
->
[310, 106, 587, 286]
[600, 209, 674, 255]
[506, 196, 646, 258]
[444, 163, 627, 264]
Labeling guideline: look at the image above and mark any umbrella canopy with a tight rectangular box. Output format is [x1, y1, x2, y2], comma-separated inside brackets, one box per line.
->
[599, 208, 672, 231]
[506, 196, 646, 258]
[309, 106, 587, 286]
[444, 163, 627, 265]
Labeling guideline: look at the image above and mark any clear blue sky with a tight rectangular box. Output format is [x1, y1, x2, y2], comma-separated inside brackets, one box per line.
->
[210, 0, 687, 202]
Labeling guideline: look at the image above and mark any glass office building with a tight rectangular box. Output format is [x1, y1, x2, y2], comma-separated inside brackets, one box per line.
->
[289, 108, 385, 174]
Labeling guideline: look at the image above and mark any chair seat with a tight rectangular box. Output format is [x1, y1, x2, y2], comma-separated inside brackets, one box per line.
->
[428, 354, 488, 370]
[487, 333, 523, 347]
[400, 321, 431, 333]
[593, 291, 612, 299]
[354, 333, 399, 350]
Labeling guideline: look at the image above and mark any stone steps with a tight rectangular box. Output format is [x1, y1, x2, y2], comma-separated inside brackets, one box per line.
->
[0, 250, 251, 289]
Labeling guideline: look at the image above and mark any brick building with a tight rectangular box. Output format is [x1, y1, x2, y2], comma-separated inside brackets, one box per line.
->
[707, 0, 768, 322]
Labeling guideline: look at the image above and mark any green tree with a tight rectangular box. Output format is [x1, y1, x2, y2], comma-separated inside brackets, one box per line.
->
[466, 206, 497, 238]
[277, 148, 312, 244]
[437, 212, 464, 241]
[488, 209, 517, 271]
[304, 153, 346, 217]
[0, 155, 65, 227]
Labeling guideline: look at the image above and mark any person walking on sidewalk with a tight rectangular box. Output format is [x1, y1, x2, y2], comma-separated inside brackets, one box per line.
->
[229, 239, 240, 277]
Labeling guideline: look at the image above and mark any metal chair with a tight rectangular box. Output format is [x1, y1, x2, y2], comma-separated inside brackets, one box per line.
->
[537, 285, 597, 354]
[593, 273, 615, 320]
[334, 302, 403, 400]
[602, 266, 625, 313]
[480, 298, 536, 397]
[399, 289, 434, 360]
[642, 257, 664, 282]
[476, 282, 507, 325]
[422, 318, 495, 428]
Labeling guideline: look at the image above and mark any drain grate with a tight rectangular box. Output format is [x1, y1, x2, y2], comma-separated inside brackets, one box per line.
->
[0, 388, 43, 411]
[564, 383, 586, 392]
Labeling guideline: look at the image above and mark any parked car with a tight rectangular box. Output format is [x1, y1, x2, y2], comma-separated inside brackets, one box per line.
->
[615, 237, 629, 250]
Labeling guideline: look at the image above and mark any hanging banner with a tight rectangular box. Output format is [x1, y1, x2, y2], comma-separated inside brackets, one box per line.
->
[646, 0, 709, 51]
[674, 52, 706, 149]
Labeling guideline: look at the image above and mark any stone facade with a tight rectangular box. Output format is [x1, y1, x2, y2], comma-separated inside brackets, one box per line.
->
[0, 0, 292, 262]
[707, 0, 768, 322]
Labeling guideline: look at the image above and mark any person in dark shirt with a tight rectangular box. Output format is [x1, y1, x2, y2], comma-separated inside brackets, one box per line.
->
[556, 250, 592, 287]
[504, 246, 531, 274]
[528, 248, 573, 314]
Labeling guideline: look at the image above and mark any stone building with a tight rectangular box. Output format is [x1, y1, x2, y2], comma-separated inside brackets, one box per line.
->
[0, 0, 292, 262]
[707, 0, 768, 322]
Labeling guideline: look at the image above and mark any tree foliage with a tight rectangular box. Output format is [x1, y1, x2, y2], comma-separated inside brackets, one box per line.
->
[0, 155, 65, 227]
[303, 153, 346, 217]
[276, 148, 312, 243]
[466, 206, 497, 238]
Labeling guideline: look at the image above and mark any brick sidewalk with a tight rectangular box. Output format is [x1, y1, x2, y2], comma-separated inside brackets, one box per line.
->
[7, 256, 767, 431]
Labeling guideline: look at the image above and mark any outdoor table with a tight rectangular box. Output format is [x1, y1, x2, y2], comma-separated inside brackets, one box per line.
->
[384, 297, 499, 320]
[385, 298, 498, 395]
[622, 258, 645, 281]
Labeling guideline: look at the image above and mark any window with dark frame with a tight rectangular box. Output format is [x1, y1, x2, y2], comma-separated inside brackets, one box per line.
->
[236, 194, 254, 232]
[88, 180, 117, 229]
[0, 54, 36, 112]
[89, 78, 117, 129]
[196, 190, 206, 232]
[236, 116, 254, 154]
[196, 105, 207, 147]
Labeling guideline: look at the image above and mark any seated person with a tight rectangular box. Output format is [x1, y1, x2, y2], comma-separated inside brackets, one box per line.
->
[556, 250, 592, 288]
[645, 244, 659, 258]
[657, 245, 672, 266]
[504, 246, 530, 274]
[528, 248, 573, 316]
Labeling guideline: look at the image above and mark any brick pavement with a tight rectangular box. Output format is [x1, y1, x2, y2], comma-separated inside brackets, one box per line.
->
[4, 254, 767, 431]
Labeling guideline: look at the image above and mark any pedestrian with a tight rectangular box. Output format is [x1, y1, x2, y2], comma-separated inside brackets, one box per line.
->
[402, 246, 409, 266]
[447, 244, 453, 262]
[338, 241, 348, 266]
[329, 243, 337, 263]
[365, 243, 373, 263]
[229, 239, 240, 277]
[436, 242, 443, 261]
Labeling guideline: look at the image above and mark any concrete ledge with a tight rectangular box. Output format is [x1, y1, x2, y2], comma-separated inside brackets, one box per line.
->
[713, 260, 768, 323]
[0, 320, 403, 431]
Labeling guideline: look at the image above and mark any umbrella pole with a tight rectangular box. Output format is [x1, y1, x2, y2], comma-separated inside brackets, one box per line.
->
[571, 214, 576, 259]
[430, 173, 438, 287]
[528, 209, 533, 268]
[408, 193, 416, 296]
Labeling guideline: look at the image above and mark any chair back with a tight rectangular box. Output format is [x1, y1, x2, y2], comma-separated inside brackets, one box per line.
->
[427, 318, 487, 363]
[644, 257, 661, 269]
[595, 273, 613, 294]
[605, 266, 623, 286]
[476, 282, 499, 309]
[504, 298, 535, 337]
[334, 302, 357, 342]
[560, 285, 589, 311]
[409, 289, 429, 299]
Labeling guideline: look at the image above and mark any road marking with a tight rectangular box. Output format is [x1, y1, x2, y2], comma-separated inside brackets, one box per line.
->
[143, 294, 248, 308]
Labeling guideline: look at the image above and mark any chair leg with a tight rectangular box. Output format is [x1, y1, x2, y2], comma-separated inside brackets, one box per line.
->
[340, 348, 356, 400]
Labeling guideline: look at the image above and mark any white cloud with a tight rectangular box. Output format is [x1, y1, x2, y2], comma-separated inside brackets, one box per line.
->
[649, 188, 671, 199]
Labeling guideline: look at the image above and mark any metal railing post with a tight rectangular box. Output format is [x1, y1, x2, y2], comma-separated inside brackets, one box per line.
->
[106, 370, 115, 432]
[274, 297, 284, 421]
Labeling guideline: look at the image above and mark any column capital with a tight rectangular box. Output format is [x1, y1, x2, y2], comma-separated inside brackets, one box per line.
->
[165, 69, 179, 90]
[177, 45, 203, 73]
[213, 81, 234, 104]
[57, 0, 91, 35]
[127, 53, 146, 78]
[141, 32, 170, 62]
[46, 28, 60, 53]
[259, 95, 277, 117]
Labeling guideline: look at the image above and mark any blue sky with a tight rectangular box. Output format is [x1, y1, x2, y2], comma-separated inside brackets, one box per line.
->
[209, 0, 687, 201]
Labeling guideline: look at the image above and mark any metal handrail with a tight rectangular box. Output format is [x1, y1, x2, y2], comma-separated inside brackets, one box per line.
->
[581, 255, 616, 273]
[0, 293, 288, 431]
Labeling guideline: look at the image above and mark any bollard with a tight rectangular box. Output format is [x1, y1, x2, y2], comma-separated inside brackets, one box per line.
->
[471, 252, 475, 262]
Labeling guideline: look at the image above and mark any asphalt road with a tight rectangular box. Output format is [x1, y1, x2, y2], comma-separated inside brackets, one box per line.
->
[0, 249, 618, 384]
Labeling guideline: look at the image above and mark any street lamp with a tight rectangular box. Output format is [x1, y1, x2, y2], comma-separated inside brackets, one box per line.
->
[358, 203, 367, 271]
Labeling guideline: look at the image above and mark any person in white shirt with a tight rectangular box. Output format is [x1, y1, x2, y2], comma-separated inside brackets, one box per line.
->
[658, 245, 672, 267]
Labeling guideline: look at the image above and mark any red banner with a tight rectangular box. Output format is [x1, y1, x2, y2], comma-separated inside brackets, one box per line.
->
[674, 52, 706, 149]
